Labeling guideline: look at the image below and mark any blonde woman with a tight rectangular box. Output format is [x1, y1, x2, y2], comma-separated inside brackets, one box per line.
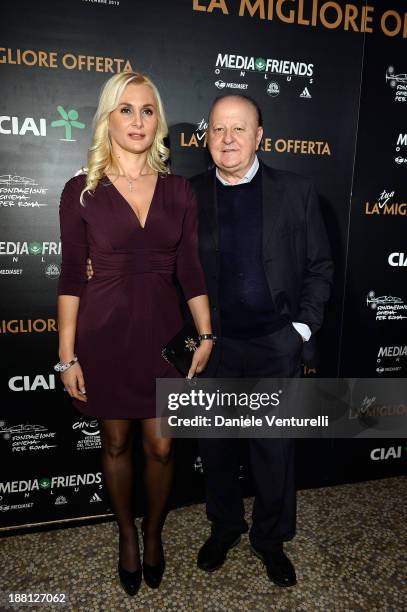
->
[56, 72, 213, 596]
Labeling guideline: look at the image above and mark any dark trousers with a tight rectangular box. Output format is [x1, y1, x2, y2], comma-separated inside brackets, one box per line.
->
[199, 323, 302, 553]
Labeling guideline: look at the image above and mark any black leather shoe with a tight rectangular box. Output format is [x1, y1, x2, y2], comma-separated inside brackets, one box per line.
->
[141, 520, 166, 589]
[251, 545, 296, 587]
[118, 563, 142, 596]
[197, 535, 241, 572]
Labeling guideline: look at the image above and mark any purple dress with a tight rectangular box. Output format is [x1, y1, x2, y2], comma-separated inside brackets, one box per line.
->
[57, 173, 207, 419]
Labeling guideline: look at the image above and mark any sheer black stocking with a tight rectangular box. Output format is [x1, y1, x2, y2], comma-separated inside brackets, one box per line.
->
[100, 419, 140, 572]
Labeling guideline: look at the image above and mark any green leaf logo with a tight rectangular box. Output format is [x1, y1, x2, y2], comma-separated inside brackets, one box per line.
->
[28, 241, 42, 255]
[255, 57, 266, 71]
[39, 478, 51, 489]
[51, 105, 86, 141]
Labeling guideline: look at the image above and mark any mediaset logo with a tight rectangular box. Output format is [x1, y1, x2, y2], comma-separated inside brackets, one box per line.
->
[214, 79, 248, 90]
[0, 174, 48, 208]
[386, 66, 407, 103]
[0, 472, 103, 494]
[370, 445, 405, 461]
[388, 252, 407, 267]
[364, 189, 407, 216]
[0, 502, 34, 512]
[366, 290, 407, 321]
[0, 47, 131, 72]
[0, 107, 86, 142]
[395, 132, 407, 165]
[8, 374, 56, 392]
[0, 421, 57, 453]
[0, 319, 58, 334]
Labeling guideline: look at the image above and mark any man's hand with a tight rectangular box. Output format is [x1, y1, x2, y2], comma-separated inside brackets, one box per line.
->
[86, 258, 94, 280]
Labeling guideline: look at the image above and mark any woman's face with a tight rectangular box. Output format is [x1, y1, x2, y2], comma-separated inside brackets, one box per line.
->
[108, 82, 158, 156]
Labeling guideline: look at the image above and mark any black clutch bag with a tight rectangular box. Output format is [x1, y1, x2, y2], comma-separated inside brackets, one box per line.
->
[161, 324, 200, 376]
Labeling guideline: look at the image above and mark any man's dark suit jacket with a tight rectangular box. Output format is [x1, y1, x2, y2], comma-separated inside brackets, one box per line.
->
[188, 161, 334, 376]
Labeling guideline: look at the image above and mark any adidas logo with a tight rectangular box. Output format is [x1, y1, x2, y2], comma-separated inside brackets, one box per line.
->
[300, 87, 312, 98]
[90, 492, 102, 503]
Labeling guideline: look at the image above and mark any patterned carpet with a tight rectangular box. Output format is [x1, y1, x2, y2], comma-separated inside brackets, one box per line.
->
[0, 476, 406, 611]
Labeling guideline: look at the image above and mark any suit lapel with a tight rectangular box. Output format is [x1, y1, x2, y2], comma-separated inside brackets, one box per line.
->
[261, 162, 285, 255]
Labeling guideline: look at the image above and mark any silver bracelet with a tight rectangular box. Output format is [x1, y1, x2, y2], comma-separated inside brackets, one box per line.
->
[54, 356, 78, 372]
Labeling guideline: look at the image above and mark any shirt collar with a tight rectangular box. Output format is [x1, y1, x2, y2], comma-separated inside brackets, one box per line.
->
[216, 156, 259, 186]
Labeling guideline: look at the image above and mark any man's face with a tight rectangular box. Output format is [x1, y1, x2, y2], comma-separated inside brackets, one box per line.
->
[207, 97, 263, 177]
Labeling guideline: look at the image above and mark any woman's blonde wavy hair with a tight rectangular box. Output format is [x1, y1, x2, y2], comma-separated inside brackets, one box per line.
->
[80, 71, 169, 205]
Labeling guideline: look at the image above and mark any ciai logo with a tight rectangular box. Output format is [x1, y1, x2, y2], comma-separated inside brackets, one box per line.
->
[370, 445, 404, 461]
[51, 106, 85, 141]
[0, 116, 47, 136]
[8, 374, 56, 391]
[388, 252, 407, 266]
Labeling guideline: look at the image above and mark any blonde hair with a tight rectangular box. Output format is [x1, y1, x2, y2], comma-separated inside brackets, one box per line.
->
[80, 71, 169, 205]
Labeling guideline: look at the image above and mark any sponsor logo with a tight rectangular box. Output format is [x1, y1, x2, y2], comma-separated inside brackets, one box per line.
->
[179, 119, 330, 157]
[55, 495, 68, 505]
[215, 53, 314, 80]
[370, 445, 405, 461]
[8, 374, 56, 392]
[266, 81, 280, 97]
[0, 502, 34, 512]
[45, 263, 61, 278]
[0, 421, 57, 453]
[366, 290, 407, 321]
[349, 397, 407, 419]
[0, 241, 61, 256]
[51, 106, 85, 141]
[0, 107, 85, 142]
[395, 132, 407, 164]
[0, 319, 57, 334]
[180, 118, 208, 148]
[0, 472, 103, 494]
[90, 492, 102, 503]
[300, 86, 312, 98]
[0, 47, 129, 72]
[386, 66, 407, 103]
[214, 79, 248, 90]
[72, 417, 101, 451]
[376, 345, 406, 374]
[213, 52, 315, 97]
[0, 174, 48, 208]
[365, 189, 407, 216]
[388, 252, 407, 267]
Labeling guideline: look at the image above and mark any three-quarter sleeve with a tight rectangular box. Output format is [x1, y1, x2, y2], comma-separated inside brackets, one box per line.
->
[57, 178, 88, 297]
[175, 179, 207, 301]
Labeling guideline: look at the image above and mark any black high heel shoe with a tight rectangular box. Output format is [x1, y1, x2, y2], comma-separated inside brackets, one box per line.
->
[141, 519, 166, 589]
[118, 531, 142, 596]
[118, 562, 142, 596]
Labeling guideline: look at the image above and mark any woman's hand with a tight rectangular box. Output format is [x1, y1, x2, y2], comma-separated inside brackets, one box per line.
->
[187, 341, 213, 379]
[61, 362, 87, 402]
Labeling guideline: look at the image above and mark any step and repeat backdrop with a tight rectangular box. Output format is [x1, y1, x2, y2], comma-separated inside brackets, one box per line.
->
[1, 0, 406, 529]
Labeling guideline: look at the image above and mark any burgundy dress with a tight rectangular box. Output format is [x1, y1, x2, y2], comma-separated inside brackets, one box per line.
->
[57, 173, 207, 419]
